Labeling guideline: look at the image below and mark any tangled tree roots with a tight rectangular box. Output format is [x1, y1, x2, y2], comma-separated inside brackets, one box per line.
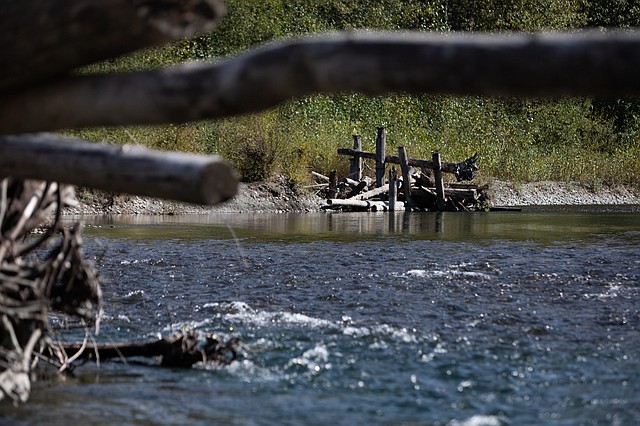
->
[0, 178, 245, 405]
[0, 178, 101, 404]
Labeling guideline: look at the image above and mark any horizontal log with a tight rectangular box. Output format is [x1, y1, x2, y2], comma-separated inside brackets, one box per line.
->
[337, 148, 459, 173]
[0, 0, 224, 94]
[0, 134, 237, 205]
[311, 171, 330, 182]
[326, 199, 404, 211]
[353, 185, 390, 201]
[3, 30, 640, 133]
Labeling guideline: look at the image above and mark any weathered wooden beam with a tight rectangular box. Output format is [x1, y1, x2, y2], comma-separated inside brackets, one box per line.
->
[432, 151, 446, 211]
[375, 127, 386, 188]
[338, 148, 459, 174]
[326, 198, 403, 212]
[398, 146, 414, 210]
[388, 168, 397, 212]
[0, 133, 237, 205]
[3, 30, 640, 133]
[352, 185, 389, 201]
[0, 0, 224, 95]
[349, 135, 363, 181]
[311, 171, 330, 183]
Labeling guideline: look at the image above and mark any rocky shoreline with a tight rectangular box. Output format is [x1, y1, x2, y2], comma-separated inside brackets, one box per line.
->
[64, 179, 640, 215]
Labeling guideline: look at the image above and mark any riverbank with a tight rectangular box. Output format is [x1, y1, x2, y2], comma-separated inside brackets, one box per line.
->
[63, 178, 640, 215]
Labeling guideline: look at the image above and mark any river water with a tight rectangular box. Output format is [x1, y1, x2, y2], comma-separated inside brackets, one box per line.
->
[2, 208, 640, 425]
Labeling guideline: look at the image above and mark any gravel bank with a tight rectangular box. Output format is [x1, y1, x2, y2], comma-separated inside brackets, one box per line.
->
[487, 180, 640, 207]
[64, 179, 640, 215]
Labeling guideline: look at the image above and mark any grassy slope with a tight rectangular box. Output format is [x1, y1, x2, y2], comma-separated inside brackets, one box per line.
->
[72, 0, 640, 189]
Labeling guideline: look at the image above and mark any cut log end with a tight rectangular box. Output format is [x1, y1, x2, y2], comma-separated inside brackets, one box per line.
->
[199, 160, 239, 205]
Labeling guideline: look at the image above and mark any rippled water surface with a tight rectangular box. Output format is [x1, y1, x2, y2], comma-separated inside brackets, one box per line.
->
[2, 209, 640, 425]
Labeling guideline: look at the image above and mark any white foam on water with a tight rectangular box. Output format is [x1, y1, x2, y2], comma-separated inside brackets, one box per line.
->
[343, 323, 418, 344]
[398, 266, 492, 281]
[286, 344, 332, 374]
[448, 414, 503, 426]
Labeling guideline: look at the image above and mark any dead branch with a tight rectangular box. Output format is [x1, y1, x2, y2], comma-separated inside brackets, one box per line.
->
[0, 133, 238, 205]
[2, 30, 640, 134]
[0, 0, 225, 94]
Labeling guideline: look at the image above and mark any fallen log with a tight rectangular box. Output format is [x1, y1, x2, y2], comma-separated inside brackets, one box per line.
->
[0, 0, 224, 94]
[4, 30, 640, 133]
[352, 185, 390, 201]
[0, 133, 238, 205]
[55, 331, 242, 368]
[326, 198, 405, 211]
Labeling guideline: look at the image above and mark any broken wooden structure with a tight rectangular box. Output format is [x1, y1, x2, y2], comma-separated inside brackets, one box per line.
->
[3, 0, 640, 405]
[319, 127, 484, 212]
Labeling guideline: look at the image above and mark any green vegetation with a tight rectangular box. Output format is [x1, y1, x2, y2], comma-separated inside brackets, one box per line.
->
[75, 0, 640, 187]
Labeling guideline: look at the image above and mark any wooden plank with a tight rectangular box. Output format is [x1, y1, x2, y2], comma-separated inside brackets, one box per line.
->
[0, 133, 237, 205]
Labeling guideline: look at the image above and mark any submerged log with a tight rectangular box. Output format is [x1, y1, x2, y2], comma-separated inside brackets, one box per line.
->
[4, 30, 640, 133]
[0, 0, 225, 94]
[57, 331, 242, 368]
[0, 133, 238, 205]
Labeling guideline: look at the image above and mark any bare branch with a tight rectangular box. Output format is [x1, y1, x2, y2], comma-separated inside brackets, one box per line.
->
[2, 30, 640, 134]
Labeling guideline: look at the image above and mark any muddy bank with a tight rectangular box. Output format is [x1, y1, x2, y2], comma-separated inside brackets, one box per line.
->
[64, 178, 640, 215]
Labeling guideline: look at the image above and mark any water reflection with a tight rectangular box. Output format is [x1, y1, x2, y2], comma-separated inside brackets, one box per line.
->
[66, 208, 640, 243]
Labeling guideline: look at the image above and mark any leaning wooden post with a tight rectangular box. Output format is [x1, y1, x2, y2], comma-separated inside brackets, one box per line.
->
[388, 167, 397, 211]
[398, 146, 414, 210]
[432, 150, 446, 211]
[350, 135, 363, 181]
[375, 127, 386, 187]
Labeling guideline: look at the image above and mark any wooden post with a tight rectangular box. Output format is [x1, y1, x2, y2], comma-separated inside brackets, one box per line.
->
[350, 135, 362, 181]
[398, 146, 413, 210]
[432, 151, 446, 211]
[388, 168, 397, 211]
[375, 127, 386, 187]
[328, 170, 338, 199]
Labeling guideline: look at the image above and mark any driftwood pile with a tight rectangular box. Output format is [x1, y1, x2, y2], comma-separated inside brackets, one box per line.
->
[318, 128, 487, 212]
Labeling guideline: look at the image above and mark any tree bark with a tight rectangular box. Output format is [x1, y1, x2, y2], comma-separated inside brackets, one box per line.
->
[0, 0, 224, 94]
[2, 30, 640, 134]
[0, 134, 238, 205]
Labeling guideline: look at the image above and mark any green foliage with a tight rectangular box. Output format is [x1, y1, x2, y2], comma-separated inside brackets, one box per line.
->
[76, 0, 640, 187]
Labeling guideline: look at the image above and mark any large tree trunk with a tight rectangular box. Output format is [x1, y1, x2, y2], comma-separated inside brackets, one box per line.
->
[2, 30, 640, 134]
[0, 0, 224, 95]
